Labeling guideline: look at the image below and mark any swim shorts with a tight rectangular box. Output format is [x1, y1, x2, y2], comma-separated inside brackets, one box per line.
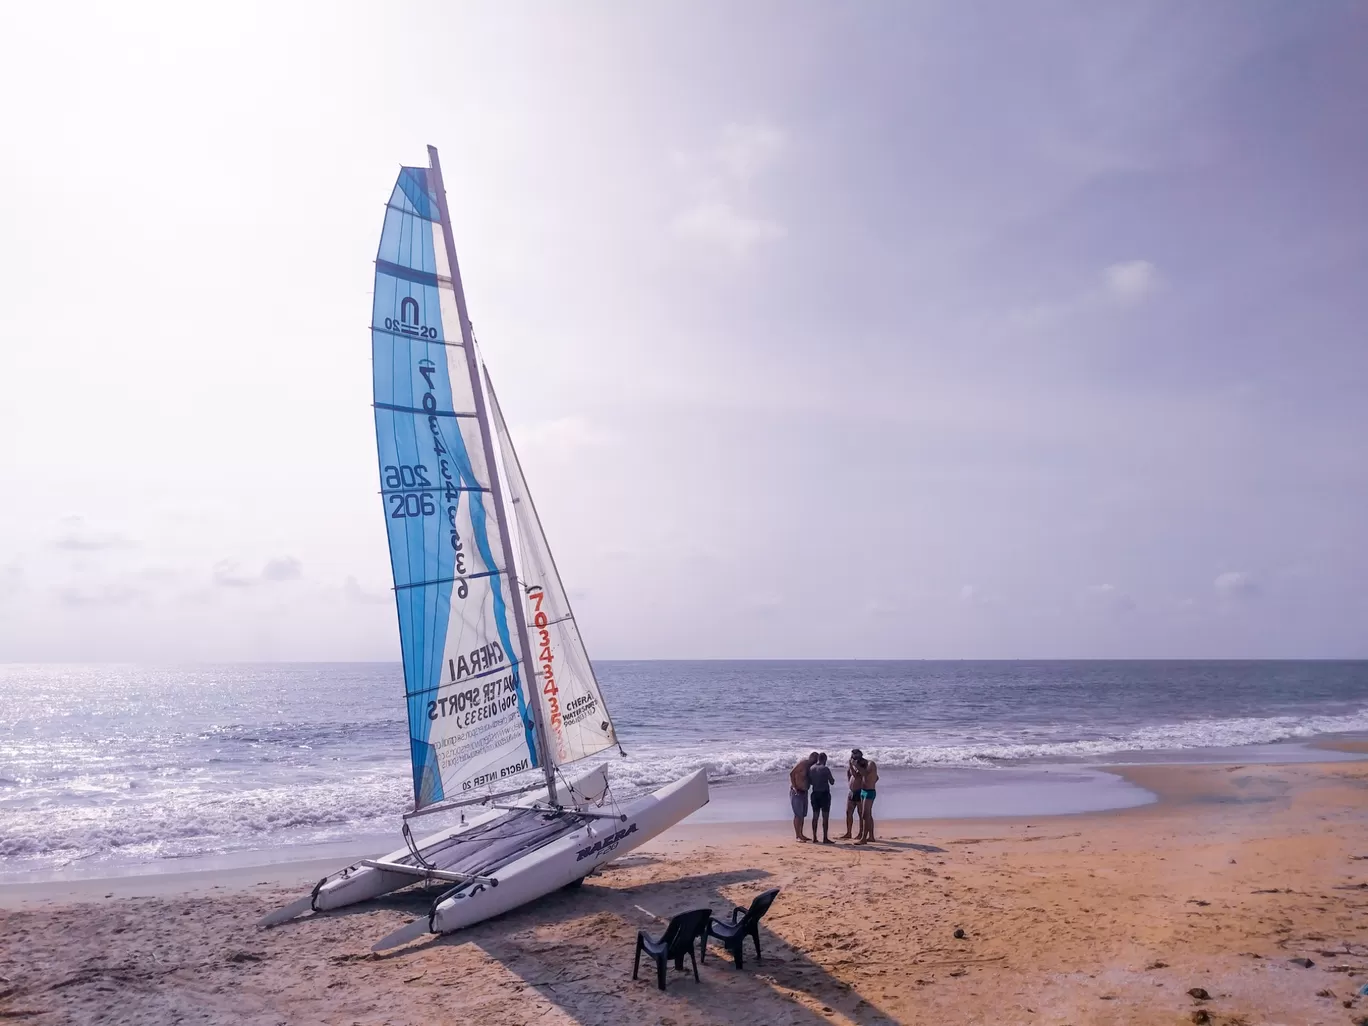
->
[858, 788, 877, 802]
[811, 791, 832, 813]
[790, 788, 808, 817]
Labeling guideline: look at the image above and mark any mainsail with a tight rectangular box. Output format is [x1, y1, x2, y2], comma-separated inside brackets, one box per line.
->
[372, 157, 543, 810]
[486, 375, 620, 767]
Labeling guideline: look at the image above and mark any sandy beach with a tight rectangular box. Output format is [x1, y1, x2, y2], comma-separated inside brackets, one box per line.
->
[4, 756, 1368, 1026]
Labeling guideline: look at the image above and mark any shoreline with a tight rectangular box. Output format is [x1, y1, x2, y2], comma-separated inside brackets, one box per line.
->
[4, 737, 1366, 891]
[5, 746, 1365, 907]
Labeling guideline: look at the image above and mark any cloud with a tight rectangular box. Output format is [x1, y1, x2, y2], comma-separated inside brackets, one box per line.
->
[57, 584, 148, 608]
[516, 416, 616, 456]
[214, 557, 303, 587]
[53, 530, 137, 552]
[262, 557, 303, 582]
[672, 201, 784, 258]
[1103, 260, 1158, 304]
[745, 591, 783, 616]
[1214, 571, 1260, 601]
[1, 562, 22, 601]
[672, 123, 787, 258]
[864, 598, 898, 617]
[715, 123, 786, 183]
[1083, 583, 1136, 614]
[343, 575, 388, 605]
[212, 560, 257, 588]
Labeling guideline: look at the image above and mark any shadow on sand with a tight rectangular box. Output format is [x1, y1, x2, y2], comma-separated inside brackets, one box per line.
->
[326, 862, 907, 1025]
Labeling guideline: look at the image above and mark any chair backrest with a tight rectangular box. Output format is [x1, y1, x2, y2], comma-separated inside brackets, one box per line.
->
[740, 888, 780, 928]
[661, 908, 713, 955]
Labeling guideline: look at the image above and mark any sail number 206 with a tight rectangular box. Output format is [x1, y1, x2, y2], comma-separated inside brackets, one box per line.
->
[384, 464, 437, 520]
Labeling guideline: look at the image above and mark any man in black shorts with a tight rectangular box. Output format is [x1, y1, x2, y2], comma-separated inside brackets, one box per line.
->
[808, 752, 836, 843]
[841, 748, 864, 840]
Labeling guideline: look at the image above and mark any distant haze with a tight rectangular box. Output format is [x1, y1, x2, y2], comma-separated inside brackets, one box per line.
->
[1, 2, 1365, 660]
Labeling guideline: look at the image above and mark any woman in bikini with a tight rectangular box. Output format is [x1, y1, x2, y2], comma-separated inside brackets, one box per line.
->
[841, 748, 864, 840]
[853, 756, 879, 844]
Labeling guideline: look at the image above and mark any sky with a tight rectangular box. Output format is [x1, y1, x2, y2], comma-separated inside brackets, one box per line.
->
[1, 1, 1365, 661]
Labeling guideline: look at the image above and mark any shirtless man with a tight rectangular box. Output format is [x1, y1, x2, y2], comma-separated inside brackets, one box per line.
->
[789, 751, 820, 842]
[854, 756, 880, 844]
[808, 752, 836, 844]
[840, 748, 864, 840]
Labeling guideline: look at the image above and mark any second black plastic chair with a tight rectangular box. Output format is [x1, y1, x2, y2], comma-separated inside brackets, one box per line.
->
[707, 888, 780, 970]
[632, 907, 713, 991]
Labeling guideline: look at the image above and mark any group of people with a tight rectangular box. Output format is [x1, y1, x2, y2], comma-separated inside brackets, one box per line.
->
[788, 748, 878, 844]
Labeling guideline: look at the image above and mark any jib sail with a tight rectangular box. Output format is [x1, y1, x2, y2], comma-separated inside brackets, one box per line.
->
[486, 373, 620, 768]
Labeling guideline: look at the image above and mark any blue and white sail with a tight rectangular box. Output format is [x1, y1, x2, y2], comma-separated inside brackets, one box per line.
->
[372, 161, 539, 810]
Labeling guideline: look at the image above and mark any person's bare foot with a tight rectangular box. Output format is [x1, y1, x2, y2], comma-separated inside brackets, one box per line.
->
[839, 833, 851, 840]
[853, 838, 868, 845]
[822, 838, 834, 844]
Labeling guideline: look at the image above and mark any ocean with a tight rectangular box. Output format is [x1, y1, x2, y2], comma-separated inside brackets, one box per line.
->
[2, 660, 1367, 877]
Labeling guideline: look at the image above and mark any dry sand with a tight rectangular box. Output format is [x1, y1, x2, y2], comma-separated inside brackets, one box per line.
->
[5, 758, 1368, 1025]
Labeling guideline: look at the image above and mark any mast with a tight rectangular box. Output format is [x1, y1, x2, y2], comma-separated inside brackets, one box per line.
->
[425, 145, 558, 805]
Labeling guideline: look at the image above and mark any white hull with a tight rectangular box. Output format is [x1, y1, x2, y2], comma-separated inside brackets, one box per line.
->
[372, 768, 709, 950]
[258, 764, 610, 927]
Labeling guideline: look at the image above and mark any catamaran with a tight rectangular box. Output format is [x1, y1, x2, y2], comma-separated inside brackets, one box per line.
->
[260, 147, 708, 945]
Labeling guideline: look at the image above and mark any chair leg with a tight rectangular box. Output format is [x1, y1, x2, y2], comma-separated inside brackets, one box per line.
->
[752, 926, 762, 965]
[632, 938, 642, 980]
[731, 939, 744, 970]
[688, 947, 699, 983]
[656, 954, 667, 991]
[674, 951, 685, 971]
[699, 934, 707, 964]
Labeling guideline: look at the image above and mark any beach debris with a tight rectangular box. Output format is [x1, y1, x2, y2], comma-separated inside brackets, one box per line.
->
[1145, 961, 1169, 970]
[1189, 1011, 1210, 1025]
[1316, 988, 1336, 998]
[1187, 899, 1211, 907]
[1289, 957, 1316, 968]
[1187, 987, 1211, 1001]
[226, 951, 263, 963]
[953, 928, 966, 939]
[1360, 982, 1368, 996]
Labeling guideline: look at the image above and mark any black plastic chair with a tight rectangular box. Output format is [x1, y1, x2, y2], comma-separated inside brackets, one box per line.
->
[632, 907, 713, 991]
[707, 888, 780, 970]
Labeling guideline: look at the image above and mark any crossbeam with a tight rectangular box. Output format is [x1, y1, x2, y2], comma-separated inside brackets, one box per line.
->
[359, 859, 498, 887]
[483, 803, 627, 822]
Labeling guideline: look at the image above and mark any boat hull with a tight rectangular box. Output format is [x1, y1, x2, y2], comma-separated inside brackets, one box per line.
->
[372, 768, 709, 949]
[258, 764, 610, 927]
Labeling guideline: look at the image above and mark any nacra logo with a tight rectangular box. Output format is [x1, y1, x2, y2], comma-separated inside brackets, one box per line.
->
[575, 823, 637, 862]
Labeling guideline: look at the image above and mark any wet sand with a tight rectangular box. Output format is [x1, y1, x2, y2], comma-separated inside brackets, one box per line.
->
[4, 759, 1368, 1025]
